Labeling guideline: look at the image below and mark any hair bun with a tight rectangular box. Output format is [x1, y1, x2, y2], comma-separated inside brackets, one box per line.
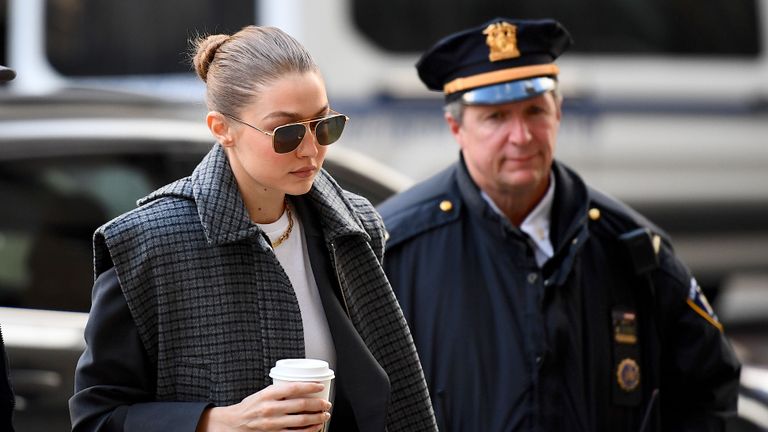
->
[192, 34, 231, 82]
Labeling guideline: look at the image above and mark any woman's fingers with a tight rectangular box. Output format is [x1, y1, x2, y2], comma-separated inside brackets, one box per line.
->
[271, 411, 331, 429]
[229, 383, 332, 430]
[263, 382, 326, 400]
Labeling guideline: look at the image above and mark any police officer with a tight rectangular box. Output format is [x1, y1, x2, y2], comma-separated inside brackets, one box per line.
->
[378, 18, 740, 431]
[1, 64, 17, 432]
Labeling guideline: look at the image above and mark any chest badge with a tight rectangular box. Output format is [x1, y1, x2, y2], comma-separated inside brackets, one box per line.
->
[483, 22, 521, 62]
[613, 310, 638, 344]
[617, 358, 641, 392]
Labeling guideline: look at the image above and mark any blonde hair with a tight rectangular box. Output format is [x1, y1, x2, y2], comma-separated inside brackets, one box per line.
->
[191, 26, 319, 115]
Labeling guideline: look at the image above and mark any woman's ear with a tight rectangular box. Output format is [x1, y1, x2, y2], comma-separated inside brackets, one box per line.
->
[207, 111, 235, 147]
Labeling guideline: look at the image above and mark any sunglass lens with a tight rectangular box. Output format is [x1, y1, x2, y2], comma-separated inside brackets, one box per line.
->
[273, 124, 306, 153]
[315, 115, 346, 146]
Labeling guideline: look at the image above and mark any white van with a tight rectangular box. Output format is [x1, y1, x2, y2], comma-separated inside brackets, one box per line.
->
[7, 0, 765, 293]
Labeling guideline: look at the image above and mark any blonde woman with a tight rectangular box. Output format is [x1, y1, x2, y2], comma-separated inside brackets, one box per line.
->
[70, 26, 436, 432]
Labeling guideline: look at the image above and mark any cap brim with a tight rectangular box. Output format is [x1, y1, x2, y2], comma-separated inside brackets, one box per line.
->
[460, 77, 556, 105]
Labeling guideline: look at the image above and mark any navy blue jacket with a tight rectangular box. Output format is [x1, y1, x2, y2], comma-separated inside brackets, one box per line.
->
[378, 156, 740, 432]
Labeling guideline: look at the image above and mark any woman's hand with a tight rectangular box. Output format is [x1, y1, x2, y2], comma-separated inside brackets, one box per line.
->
[196, 382, 332, 432]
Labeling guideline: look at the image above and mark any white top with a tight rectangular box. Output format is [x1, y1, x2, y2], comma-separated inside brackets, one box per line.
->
[257, 204, 337, 371]
[482, 174, 555, 268]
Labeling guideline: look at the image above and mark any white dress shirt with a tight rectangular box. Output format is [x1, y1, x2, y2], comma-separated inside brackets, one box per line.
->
[481, 174, 555, 267]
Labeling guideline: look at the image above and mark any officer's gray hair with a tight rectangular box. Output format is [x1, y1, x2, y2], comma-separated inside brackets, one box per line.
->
[192, 26, 319, 116]
[443, 84, 562, 126]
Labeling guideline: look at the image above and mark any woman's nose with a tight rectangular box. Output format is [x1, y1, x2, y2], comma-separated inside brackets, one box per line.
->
[295, 125, 319, 157]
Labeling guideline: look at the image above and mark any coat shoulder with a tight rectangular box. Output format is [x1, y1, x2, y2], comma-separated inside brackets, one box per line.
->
[94, 178, 199, 274]
[587, 186, 669, 241]
[343, 190, 382, 229]
[99, 177, 196, 239]
[585, 186, 692, 284]
[377, 164, 462, 249]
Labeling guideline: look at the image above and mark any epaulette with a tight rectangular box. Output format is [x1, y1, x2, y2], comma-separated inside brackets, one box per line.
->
[381, 194, 462, 249]
[586, 187, 667, 275]
[378, 164, 462, 249]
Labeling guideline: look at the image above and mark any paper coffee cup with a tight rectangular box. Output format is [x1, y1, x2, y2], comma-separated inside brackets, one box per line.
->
[269, 358, 335, 401]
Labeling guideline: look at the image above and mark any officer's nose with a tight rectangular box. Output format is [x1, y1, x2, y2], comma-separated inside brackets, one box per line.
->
[503, 115, 532, 146]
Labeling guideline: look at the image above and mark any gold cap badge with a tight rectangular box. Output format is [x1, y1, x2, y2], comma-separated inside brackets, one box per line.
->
[483, 22, 521, 62]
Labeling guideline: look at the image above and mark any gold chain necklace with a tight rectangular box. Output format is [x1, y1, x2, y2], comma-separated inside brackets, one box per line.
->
[271, 199, 294, 249]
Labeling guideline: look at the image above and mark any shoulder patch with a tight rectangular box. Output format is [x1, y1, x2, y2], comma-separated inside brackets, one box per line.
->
[686, 277, 723, 332]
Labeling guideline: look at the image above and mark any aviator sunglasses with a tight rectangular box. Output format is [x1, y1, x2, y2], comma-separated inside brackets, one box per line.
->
[224, 111, 349, 154]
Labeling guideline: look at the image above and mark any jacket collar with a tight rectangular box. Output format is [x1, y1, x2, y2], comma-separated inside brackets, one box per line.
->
[549, 160, 590, 252]
[455, 154, 591, 280]
[140, 144, 368, 246]
[456, 154, 512, 228]
[455, 153, 589, 248]
[542, 161, 591, 285]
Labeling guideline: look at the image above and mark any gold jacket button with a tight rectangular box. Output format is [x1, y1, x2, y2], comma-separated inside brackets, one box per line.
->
[588, 208, 601, 221]
[439, 200, 453, 212]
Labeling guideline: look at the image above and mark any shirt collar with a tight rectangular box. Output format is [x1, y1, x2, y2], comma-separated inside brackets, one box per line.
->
[481, 173, 555, 266]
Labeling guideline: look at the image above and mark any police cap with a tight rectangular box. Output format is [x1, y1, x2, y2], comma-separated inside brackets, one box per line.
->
[416, 18, 573, 105]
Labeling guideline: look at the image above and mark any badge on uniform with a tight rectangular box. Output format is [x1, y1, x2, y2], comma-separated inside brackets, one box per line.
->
[687, 277, 723, 332]
[612, 308, 642, 405]
[613, 310, 637, 345]
[616, 358, 640, 392]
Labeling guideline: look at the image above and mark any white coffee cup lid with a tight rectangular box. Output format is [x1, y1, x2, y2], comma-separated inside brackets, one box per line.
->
[269, 358, 335, 381]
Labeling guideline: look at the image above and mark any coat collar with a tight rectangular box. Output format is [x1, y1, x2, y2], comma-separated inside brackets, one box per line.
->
[140, 144, 368, 246]
[549, 160, 590, 252]
[305, 167, 371, 244]
[455, 154, 591, 281]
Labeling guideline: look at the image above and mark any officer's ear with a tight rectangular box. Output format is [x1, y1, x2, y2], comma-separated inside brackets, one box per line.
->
[551, 90, 563, 121]
[445, 111, 462, 138]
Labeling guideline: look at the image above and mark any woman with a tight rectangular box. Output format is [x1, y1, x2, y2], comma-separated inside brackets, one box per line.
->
[69, 26, 436, 432]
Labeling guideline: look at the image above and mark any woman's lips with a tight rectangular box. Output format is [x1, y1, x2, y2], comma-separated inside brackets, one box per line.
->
[291, 166, 316, 178]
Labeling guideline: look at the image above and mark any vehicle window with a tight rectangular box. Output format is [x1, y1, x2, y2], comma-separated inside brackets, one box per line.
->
[352, 0, 760, 56]
[44, 0, 256, 76]
[0, 153, 201, 312]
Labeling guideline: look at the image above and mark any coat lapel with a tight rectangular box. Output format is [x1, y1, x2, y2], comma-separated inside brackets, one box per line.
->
[295, 197, 389, 432]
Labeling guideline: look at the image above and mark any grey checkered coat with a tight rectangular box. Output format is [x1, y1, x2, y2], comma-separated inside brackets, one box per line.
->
[93, 144, 437, 431]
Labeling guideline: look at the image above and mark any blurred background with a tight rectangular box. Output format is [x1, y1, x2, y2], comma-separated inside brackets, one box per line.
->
[0, 0, 766, 430]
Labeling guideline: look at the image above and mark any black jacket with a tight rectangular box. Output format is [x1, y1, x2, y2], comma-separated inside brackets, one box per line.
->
[378, 156, 741, 432]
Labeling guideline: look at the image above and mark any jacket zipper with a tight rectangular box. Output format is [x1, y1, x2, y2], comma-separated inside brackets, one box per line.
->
[329, 241, 351, 318]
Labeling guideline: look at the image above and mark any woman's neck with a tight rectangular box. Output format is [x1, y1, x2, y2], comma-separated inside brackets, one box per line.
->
[229, 165, 286, 225]
[244, 189, 286, 224]
[223, 146, 287, 223]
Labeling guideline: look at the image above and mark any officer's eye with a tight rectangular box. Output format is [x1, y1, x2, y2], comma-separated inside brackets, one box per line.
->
[526, 105, 547, 115]
[485, 111, 506, 121]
